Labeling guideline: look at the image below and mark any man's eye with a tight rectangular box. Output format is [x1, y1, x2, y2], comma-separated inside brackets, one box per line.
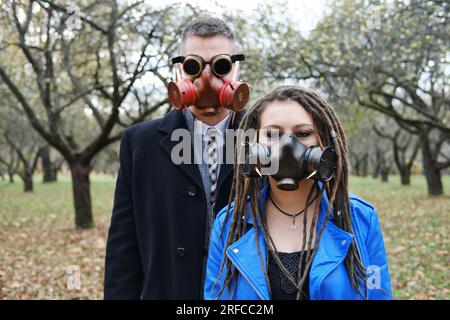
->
[295, 131, 311, 139]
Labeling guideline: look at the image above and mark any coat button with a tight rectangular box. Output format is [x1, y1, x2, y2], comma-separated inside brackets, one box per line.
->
[341, 239, 347, 246]
[187, 186, 197, 197]
[233, 248, 239, 254]
[176, 247, 186, 257]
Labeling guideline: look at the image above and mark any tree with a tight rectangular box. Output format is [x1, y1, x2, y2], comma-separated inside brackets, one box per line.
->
[0, 108, 46, 192]
[305, 0, 450, 195]
[0, 142, 18, 183]
[0, 0, 194, 227]
[40, 145, 64, 182]
[373, 122, 420, 185]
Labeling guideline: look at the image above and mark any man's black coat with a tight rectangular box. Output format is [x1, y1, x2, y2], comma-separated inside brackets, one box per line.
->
[104, 109, 244, 299]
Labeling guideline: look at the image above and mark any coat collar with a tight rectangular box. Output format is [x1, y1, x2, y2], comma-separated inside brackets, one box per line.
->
[226, 181, 354, 300]
[158, 108, 245, 190]
[158, 108, 244, 134]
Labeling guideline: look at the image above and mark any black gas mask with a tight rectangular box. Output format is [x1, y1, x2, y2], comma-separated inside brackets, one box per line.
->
[242, 133, 337, 191]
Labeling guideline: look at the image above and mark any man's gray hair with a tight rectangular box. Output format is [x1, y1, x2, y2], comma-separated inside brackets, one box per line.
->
[181, 17, 235, 42]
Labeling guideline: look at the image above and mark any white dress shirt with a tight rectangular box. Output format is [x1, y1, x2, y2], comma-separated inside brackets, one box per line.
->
[193, 112, 230, 150]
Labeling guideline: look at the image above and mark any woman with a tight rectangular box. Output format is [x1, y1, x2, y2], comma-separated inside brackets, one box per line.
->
[204, 86, 392, 300]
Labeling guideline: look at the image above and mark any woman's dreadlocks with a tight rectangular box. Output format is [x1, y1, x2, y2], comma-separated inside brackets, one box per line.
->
[212, 85, 367, 300]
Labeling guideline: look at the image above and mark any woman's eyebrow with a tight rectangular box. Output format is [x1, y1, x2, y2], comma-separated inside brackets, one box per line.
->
[261, 124, 283, 129]
[292, 124, 315, 129]
[262, 124, 314, 129]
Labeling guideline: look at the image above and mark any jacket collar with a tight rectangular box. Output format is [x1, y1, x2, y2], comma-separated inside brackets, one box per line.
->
[226, 181, 354, 300]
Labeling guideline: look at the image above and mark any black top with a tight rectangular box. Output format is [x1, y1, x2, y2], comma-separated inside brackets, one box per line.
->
[268, 250, 311, 300]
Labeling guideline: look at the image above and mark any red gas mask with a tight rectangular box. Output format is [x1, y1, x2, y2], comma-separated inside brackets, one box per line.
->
[167, 54, 250, 112]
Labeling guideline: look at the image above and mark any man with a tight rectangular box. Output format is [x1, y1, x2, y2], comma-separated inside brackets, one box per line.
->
[104, 17, 247, 299]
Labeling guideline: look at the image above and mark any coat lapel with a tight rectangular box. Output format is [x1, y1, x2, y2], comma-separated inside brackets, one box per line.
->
[159, 109, 246, 192]
[159, 109, 204, 189]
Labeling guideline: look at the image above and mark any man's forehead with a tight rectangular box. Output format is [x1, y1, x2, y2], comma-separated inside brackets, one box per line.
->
[182, 35, 235, 59]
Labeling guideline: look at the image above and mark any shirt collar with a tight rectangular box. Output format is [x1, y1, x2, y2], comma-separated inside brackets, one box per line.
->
[193, 111, 231, 142]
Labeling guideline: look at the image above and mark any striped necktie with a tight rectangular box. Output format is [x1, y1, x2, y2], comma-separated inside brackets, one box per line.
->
[205, 127, 218, 210]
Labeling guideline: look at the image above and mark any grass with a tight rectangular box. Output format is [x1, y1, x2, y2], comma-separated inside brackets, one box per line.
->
[0, 174, 448, 299]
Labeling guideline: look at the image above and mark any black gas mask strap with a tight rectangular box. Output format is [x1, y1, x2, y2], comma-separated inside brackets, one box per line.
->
[316, 131, 333, 196]
[303, 147, 314, 178]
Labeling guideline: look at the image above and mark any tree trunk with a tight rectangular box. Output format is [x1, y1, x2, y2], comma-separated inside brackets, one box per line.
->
[69, 161, 93, 229]
[22, 170, 33, 192]
[354, 161, 361, 176]
[52, 168, 58, 182]
[420, 133, 443, 196]
[381, 169, 389, 182]
[361, 155, 369, 177]
[352, 157, 362, 176]
[400, 168, 411, 185]
[372, 164, 380, 179]
[41, 146, 57, 183]
[8, 169, 14, 183]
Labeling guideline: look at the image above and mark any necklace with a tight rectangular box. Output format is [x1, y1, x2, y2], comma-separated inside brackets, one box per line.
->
[268, 187, 321, 232]
[268, 193, 306, 231]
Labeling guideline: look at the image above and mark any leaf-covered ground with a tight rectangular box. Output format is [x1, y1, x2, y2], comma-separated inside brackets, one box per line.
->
[0, 174, 448, 299]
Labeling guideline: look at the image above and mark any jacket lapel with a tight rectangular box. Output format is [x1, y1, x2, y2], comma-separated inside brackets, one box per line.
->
[226, 227, 270, 300]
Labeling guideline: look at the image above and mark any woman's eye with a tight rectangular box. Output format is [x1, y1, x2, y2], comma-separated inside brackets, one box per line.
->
[266, 130, 276, 139]
[295, 131, 311, 139]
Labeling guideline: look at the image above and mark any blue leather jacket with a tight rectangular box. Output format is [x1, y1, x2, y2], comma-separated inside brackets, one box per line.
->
[204, 183, 392, 300]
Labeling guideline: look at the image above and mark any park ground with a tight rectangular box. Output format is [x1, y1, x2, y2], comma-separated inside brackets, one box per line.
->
[0, 174, 448, 299]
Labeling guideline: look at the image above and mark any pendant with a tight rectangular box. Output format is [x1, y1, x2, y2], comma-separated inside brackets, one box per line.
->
[290, 217, 297, 231]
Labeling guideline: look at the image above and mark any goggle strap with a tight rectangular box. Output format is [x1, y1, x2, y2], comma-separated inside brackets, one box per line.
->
[231, 54, 245, 62]
[172, 54, 245, 65]
[171, 56, 185, 65]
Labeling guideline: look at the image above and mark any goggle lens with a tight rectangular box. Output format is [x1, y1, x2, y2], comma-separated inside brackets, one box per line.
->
[213, 57, 232, 76]
[183, 58, 202, 77]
